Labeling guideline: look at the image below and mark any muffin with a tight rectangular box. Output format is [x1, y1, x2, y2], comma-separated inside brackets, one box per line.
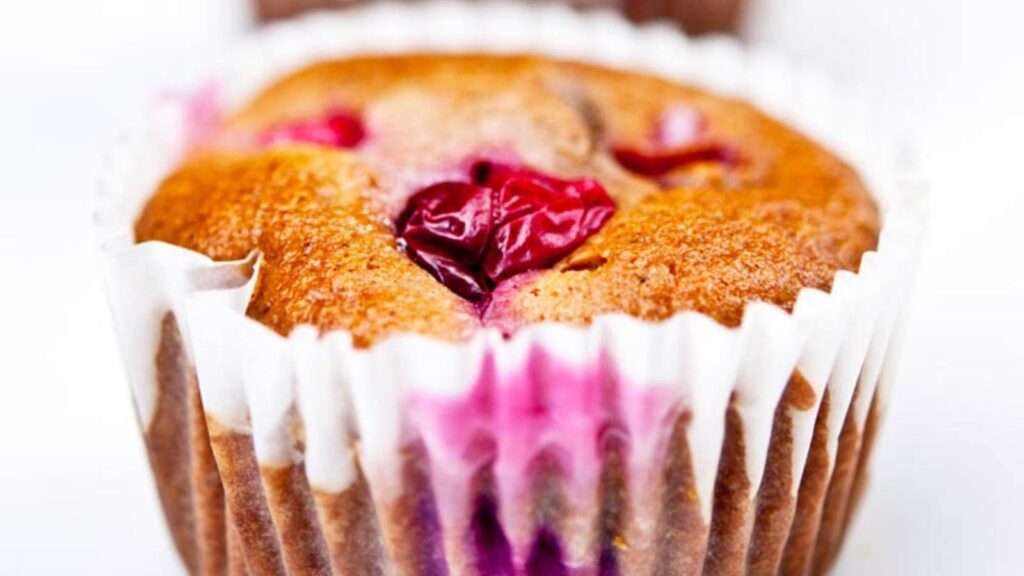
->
[99, 5, 922, 576]
[253, 0, 747, 36]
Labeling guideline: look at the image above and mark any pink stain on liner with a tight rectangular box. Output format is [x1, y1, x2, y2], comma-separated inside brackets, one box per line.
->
[408, 345, 678, 508]
[160, 81, 224, 149]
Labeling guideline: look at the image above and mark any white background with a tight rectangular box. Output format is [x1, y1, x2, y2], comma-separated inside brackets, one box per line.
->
[1, 0, 1020, 574]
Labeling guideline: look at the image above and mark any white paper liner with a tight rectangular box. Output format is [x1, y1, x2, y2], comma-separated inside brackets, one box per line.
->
[96, 1, 927, 571]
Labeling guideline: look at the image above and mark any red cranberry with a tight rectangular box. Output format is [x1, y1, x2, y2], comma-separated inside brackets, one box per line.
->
[397, 182, 493, 302]
[477, 162, 614, 282]
[611, 142, 739, 177]
[259, 109, 365, 148]
[613, 106, 739, 178]
[397, 161, 616, 302]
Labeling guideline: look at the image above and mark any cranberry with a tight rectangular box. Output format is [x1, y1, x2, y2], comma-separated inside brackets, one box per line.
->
[258, 109, 365, 148]
[397, 161, 616, 302]
[477, 162, 614, 282]
[611, 142, 739, 177]
[397, 182, 493, 302]
[613, 106, 739, 178]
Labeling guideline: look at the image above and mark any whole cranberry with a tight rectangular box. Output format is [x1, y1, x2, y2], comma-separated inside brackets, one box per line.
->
[476, 162, 614, 282]
[397, 161, 616, 302]
[397, 182, 493, 302]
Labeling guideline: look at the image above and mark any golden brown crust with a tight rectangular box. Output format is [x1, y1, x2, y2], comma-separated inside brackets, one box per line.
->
[135, 149, 479, 346]
[136, 54, 879, 344]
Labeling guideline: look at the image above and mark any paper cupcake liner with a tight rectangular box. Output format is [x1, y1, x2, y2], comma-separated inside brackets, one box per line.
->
[96, 2, 926, 575]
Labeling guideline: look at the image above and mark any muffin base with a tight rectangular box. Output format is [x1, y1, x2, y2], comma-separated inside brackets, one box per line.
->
[143, 312, 887, 576]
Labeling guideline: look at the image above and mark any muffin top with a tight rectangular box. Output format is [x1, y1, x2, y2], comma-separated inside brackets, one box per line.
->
[136, 55, 879, 347]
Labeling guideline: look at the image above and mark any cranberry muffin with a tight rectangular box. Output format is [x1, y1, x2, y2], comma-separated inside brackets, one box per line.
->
[131, 55, 882, 576]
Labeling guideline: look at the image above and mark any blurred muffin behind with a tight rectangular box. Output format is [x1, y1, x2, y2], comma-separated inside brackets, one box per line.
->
[253, 0, 747, 36]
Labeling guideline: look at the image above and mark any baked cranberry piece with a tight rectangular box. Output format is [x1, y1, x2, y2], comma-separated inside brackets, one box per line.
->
[474, 161, 615, 282]
[397, 161, 616, 302]
[611, 142, 739, 177]
[612, 106, 738, 178]
[258, 109, 365, 148]
[397, 182, 493, 302]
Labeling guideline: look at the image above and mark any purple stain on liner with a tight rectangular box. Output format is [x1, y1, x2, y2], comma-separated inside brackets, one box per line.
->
[405, 349, 678, 575]
[598, 544, 619, 576]
[469, 493, 515, 576]
[400, 442, 450, 576]
[525, 527, 569, 576]
[409, 493, 450, 575]
[407, 347, 676, 515]
[595, 424, 628, 576]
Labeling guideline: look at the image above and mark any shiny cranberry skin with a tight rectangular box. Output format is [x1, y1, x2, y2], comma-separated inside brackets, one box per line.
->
[613, 106, 739, 178]
[397, 182, 493, 302]
[478, 162, 614, 282]
[397, 162, 616, 302]
[259, 110, 365, 148]
[611, 142, 739, 177]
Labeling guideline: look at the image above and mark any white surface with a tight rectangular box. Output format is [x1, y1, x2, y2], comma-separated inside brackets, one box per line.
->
[0, 0, 1021, 574]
